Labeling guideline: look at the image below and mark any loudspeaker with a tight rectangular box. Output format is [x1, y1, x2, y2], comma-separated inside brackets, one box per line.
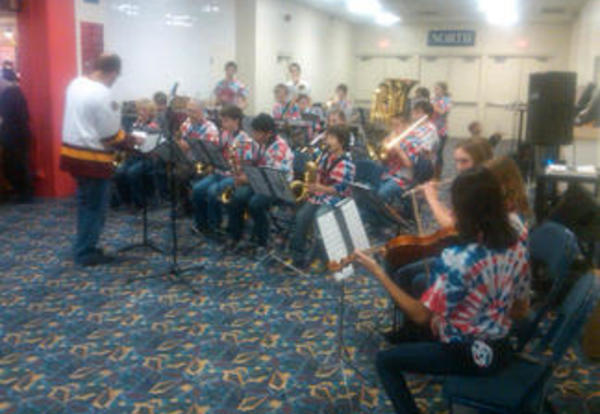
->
[527, 71, 576, 145]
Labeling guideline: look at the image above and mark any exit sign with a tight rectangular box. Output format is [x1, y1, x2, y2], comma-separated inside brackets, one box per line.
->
[428, 30, 476, 47]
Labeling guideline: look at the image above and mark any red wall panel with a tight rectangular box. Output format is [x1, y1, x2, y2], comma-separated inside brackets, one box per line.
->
[17, 0, 78, 197]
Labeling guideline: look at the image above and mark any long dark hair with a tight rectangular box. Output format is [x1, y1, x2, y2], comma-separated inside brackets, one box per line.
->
[451, 167, 517, 249]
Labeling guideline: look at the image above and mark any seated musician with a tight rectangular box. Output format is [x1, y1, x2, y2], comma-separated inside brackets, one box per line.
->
[377, 101, 439, 205]
[113, 98, 161, 209]
[272, 83, 301, 121]
[422, 137, 494, 229]
[312, 109, 354, 150]
[330, 83, 353, 121]
[351, 167, 530, 414]
[290, 125, 356, 268]
[191, 104, 254, 236]
[297, 94, 324, 139]
[214, 61, 248, 110]
[225, 113, 294, 250]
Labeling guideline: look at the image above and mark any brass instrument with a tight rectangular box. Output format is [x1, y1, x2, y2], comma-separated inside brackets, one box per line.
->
[220, 143, 240, 204]
[290, 150, 325, 202]
[369, 79, 418, 125]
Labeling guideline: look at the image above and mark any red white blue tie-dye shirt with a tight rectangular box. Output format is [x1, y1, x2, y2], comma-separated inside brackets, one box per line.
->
[256, 135, 295, 181]
[308, 152, 355, 206]
[272, 101, 301, 121]
[214, 79, 249, 106]
[218, 130, 256, 176]
[431, 96, 451, 137]
[383, 120, 439, 189]
[180, 118, 219, 143]
[421, 215, 530, 343]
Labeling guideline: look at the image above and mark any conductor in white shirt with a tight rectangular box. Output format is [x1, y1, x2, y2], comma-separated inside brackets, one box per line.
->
[60, 54, 137, 266]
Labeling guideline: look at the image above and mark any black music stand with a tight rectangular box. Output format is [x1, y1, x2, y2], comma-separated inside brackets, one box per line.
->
[118, 132, 165, 255]
[127, 89, 204, 293]
[243, 165, 306, 276]
[350, 182, 412, 233]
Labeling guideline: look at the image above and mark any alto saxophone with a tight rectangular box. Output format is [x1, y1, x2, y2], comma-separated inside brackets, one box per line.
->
[290, 150, 324, 203]
[220, 143, 240, 204]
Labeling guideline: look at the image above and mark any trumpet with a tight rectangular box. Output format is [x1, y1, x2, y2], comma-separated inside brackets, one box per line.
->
[220, 143, 240, 204]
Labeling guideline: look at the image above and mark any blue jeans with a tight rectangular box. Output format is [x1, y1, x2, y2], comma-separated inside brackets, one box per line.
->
[74, 176, 110, 264]
[377, 177, 405, 204]
[192, 173, 234, 230]
[290, 202, 332, 263]
[376, 340, 511, 414]
[226, 185, 273, 246]
[127, 158, 155, 208]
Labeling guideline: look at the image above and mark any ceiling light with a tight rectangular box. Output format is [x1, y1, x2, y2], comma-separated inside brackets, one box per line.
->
[346, 0, 381, 16]
[375, 11, 400, 26]
[478, 0, 518, 26]
[4, 28, 13, 39]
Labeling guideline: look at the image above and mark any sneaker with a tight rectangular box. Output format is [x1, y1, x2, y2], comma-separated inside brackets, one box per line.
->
[78, 252, 117, 267]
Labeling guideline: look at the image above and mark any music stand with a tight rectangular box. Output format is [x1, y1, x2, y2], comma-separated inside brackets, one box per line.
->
[243, 166, 306, 276]
[127, 88, 205, 292]
[118, 131, 165, 255]
[350, 182, 412, 232]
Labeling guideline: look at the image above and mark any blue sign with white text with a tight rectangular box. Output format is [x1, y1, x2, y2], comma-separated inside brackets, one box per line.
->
[428, 30, 476, 47]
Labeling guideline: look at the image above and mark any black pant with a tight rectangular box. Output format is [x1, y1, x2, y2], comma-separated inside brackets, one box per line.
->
[1, 141, 32, 199]
[376, 339, 512, 414]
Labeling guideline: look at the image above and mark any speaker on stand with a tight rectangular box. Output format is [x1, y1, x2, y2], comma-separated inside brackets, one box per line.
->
[526, 71, 577, 174]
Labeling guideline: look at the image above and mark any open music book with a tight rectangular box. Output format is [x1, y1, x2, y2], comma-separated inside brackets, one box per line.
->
[316, 198, 370, 281]
[132, 130, 162, 153]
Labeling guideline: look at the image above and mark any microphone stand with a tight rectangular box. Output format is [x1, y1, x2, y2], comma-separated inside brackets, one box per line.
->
[127, 83, 204, 292]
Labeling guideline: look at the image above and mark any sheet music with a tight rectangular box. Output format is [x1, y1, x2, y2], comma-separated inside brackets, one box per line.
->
[243, 166, 272, 197]
[317, 209, 355, 281]
[132, 130, 161, 153]
[339, 199, 370, 252]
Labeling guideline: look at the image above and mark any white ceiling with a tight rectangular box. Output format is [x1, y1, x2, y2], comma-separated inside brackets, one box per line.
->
[294, 0, 589, 24]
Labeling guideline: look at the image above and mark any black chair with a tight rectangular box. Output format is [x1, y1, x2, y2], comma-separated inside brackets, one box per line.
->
[443, 272, 599, 413]
[513, 221, 580, 352]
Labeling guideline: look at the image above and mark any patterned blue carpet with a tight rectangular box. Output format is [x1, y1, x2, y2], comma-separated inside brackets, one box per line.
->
[0, 197, 598, 414]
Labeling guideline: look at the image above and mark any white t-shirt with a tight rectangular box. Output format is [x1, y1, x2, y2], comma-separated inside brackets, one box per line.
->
[62, 77, 120, 151]
[286, 79, 311, 97]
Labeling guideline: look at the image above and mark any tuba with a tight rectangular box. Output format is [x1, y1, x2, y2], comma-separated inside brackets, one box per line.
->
[369, 79, 418, 125]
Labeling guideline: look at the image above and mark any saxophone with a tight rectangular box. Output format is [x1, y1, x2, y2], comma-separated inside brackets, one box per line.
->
[290, 150, 324, 203]
[220, 143, 240, 204]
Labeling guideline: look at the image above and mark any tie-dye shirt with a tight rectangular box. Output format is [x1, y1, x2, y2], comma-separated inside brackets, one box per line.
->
[308, 152, 355, 206]
[383, 120, 439, 189]
[214, 78, 249, 106]
[421, 214, 530, 343]
[272, 101, 301, 121]
[256, 135, 295, 182]
[431, 96, 451, 137]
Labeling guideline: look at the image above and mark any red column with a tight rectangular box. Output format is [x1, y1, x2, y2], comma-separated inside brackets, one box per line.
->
[18, 0, 77, 197]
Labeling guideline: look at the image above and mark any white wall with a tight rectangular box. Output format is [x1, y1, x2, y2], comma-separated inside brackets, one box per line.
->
[75, 0, 236, 102]
[351, 22, 573, 139]
[570, 0, 600, 85]
[253, 0, 353, 114]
